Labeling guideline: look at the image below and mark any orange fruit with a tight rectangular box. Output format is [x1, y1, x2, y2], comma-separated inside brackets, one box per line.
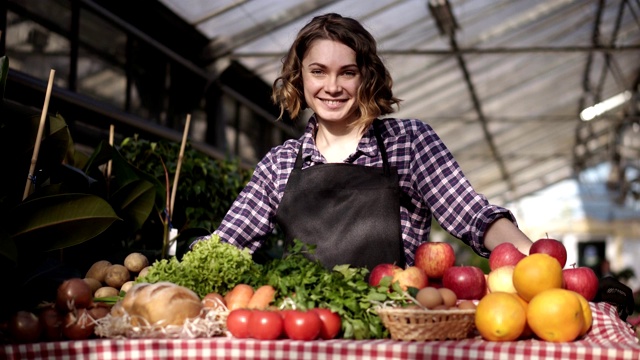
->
[512, 253, 563, 301]
[527, 288, 585, 342]
[568, 290, 593, 336]
[475, 292, 527, 341]
[509, 293, 534, 339]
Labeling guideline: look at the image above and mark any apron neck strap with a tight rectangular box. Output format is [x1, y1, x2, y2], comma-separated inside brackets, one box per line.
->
[373, 120, 391, 175]
[294, 120, 390, 174]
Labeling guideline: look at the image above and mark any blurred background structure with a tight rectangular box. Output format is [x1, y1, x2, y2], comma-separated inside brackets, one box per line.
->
[1, 0, 638, 290]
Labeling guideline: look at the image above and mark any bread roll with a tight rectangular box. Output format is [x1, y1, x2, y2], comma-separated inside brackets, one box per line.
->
[120, 283, 149, 315]
[118, 282, 203, 326]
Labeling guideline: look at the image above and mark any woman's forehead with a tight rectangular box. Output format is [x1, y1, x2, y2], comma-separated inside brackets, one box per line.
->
[302, 39, 356, 64]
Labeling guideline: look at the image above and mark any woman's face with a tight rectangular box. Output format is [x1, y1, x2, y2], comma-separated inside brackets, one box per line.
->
[301, 39, 362, 125]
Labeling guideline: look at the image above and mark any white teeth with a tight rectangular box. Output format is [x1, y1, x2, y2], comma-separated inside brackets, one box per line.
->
[323, 100, 343, 105]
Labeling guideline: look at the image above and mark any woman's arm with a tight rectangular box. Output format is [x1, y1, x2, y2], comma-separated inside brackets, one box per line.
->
[483, 217, 533, 255]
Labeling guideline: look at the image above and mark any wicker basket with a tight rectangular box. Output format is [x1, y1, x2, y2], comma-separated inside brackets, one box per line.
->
[377, 307, 476, 341]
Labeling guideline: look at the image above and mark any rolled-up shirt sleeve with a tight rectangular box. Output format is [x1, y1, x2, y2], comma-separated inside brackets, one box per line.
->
[410, 121, 518, 258]
[209, 150, 284, 253]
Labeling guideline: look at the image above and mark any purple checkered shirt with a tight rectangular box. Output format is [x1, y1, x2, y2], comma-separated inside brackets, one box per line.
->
[211, 116, 517, 266]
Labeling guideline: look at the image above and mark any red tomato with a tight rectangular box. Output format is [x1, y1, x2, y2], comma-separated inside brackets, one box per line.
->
[279, 309, 295, 320]
[311, 308, 342, 340]
[248, 310, 283, 340]
[62, 308, 95, 340]
[9, 311, 42, 343]
[226, 309, 253, 338]
[283, 310, 321, 340]
[56, 278, 93, 311]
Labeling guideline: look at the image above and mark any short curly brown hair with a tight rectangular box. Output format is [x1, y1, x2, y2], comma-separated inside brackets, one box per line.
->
[272, 13, 401, 130]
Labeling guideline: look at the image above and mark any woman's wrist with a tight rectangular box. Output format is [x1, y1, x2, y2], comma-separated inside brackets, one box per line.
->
[484, 218, 533, 255]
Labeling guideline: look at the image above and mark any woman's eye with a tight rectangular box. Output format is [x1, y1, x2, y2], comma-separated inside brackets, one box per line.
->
[310, 69, 324, 75]
[343, 70, 357, 77]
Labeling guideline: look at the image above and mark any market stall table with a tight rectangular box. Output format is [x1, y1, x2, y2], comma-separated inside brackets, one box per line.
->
[2, 303, 638, 360]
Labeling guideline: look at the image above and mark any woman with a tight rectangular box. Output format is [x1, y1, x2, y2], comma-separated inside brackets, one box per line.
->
[197, 13, 533, 270]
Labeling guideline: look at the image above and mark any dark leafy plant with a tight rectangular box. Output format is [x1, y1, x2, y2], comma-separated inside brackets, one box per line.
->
[118, 135, 258, 260]
[0, 56, 159, 316]
[117, 136, 253, 235]
[0, 55, 260, 317]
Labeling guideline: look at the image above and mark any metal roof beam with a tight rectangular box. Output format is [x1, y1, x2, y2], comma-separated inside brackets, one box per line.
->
[229, 45, 640, 59]
[207, 0, 340, 59]
[448, 34, 516, 193]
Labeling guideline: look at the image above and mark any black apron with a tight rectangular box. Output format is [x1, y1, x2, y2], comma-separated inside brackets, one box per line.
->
[274, 121, 405, 270]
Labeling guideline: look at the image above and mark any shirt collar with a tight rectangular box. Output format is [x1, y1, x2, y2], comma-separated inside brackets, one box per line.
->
[300, 115, 380, 163]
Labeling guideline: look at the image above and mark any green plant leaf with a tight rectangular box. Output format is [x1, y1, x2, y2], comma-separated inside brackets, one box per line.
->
[0, 227, 18, 265]
[84, 140, 166, 213]
[82, 140, 113, 178]
[0, 102, 72, 207]
[27, 113, 72, 181]
[8, 193, 121, 252]
[109, 179, 155, 231]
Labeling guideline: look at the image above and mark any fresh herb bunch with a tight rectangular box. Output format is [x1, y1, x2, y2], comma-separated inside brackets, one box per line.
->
[137, 235, 263, 297]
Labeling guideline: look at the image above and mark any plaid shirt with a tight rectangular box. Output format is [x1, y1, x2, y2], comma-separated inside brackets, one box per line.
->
[213, 116, 516, 265]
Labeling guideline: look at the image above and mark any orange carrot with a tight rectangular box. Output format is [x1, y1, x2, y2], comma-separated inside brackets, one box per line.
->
[224, 284, 254, 311]
[247, 285, 276, 310]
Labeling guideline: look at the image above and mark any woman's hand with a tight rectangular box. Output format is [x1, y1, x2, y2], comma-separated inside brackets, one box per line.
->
[484, 218, 533, 255]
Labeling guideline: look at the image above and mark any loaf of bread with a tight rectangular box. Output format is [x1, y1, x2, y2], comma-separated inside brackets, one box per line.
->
[117, 282, 203, 327]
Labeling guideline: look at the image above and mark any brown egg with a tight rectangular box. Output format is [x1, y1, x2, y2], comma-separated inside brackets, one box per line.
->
[457, 300, 477, 310]
[437, 287, 458, 308]
[415, 287, 443, 309]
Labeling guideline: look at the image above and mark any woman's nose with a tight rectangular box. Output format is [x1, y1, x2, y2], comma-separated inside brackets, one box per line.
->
[324, 76, 342, 93]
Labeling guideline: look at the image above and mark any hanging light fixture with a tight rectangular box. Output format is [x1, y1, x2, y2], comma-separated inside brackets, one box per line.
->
[580, 91, 632, 121]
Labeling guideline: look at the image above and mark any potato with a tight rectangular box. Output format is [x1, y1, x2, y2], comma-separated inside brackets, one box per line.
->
[104, 264, 130, 289]
[124, 252, 149, 273]
[120, 281, 135, 294]
[94, 286, 120, 298]
[83, 277, 102, 296]
[137, 266, 151, 279]
[85, 260, 112, 283]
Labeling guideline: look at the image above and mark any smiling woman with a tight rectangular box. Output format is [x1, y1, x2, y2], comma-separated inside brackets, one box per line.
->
[192, 12, 533, 273]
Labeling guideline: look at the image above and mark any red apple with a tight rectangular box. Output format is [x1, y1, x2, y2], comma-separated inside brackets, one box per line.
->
[391, 266, 428, 291]
[563, 264, 599, 301]
[489, 243, 526, 270]
[529, 238, 567, 268]
[368, 263, 402, 287]
[442, 266, 486, 300]
[414, 242, 456, 279]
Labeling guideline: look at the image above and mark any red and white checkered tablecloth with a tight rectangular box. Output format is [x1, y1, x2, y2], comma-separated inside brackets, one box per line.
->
[2, 302, 638, 360]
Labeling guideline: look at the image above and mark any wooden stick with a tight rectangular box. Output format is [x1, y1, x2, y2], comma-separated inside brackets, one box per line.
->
[23, 69, 56, 200]
[105, 124, 115, 193]
[106, 124, 115, 178]
[169, 114, 191, 221]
